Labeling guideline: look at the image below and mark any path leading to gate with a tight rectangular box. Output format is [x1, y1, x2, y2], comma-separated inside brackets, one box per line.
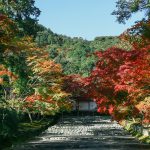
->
[14, 115, 150, 150]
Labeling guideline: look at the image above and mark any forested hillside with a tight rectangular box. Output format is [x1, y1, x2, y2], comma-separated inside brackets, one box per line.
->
[35, 28, 119, 76]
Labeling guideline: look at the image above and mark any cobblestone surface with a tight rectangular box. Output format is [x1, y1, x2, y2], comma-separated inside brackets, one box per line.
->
[13, 115, 150, 150]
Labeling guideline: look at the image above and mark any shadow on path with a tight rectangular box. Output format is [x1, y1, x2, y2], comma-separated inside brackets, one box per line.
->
[12, 115, 150, 150]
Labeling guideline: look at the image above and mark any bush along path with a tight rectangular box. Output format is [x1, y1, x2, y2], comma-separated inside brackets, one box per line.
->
[0, 114, 60, 150]
[119, 119, 150, 144]
[11, 115, 150, 150]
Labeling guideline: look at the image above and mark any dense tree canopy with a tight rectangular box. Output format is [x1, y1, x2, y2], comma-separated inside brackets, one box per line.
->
[0, 14, 72, 127]
[0, 0, 42, 36]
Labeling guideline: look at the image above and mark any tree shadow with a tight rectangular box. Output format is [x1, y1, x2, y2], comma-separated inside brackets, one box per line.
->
[13, 116, 150, 150]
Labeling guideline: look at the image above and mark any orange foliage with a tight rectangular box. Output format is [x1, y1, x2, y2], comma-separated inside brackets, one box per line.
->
[0, 14, 71, 115]
[136, 97, 150, 124]
[0, 65, 17, 84]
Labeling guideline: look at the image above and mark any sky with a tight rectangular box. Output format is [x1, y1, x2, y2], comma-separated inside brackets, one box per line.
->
[35, 0, 144, 40]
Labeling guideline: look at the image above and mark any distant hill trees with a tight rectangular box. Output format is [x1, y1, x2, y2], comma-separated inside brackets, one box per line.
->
[35, 28, 119, 76]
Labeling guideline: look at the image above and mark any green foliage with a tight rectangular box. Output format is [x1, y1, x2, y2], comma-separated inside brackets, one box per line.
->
[5, 53, 30, 95]
[35, 29, 75, 47]
[90, 36, 119, 50]
[112, 0, 150, 23]
[0, 0, 41, 36]
[35, 28, 118, 77]
[57, 42, 95, 76]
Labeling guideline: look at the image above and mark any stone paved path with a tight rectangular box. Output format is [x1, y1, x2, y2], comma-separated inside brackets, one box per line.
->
[13, 115, 150, 150]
